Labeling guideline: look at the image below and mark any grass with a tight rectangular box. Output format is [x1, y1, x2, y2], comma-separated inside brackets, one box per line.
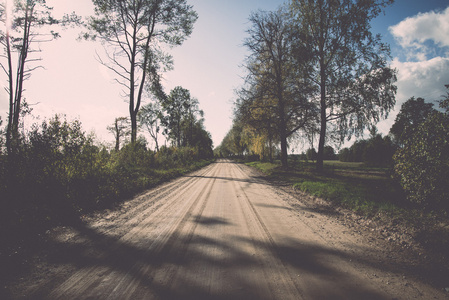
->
[246, 159, 406, 216]
[245, 159, 449, 265]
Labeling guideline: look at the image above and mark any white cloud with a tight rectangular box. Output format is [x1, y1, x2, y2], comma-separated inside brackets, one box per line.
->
[392, 57, 449, 101]
[389, 6, 449, 61]
[374, 57, 449, 137]
[375, 7, 449, 138]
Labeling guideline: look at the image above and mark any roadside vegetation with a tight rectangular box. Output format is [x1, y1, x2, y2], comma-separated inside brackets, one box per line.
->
[216, 0, 449, 222]
[247, 159, 405, 216]
[219, 88, 449, 214]
[219, 87, 449, 259]
[0, 0, 213, 250]
[0, 115, 214, 245]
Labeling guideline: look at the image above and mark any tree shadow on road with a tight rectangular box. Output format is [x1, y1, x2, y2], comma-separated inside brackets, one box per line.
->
[14, 211, 444, 300]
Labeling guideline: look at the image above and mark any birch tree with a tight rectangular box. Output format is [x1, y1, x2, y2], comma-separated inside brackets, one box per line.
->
[290, 0, 397, 171]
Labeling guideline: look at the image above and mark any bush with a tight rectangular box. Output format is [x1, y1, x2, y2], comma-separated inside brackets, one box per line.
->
[394, 111, 449, 209]
[0, 115, 213, 240]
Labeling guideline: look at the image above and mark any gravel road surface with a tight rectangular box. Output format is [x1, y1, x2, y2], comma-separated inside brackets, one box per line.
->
[9, 160, 447, 299]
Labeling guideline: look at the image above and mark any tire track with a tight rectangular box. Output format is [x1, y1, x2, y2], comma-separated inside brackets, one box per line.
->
[49, 164, 219, 299]
[89, 163, 217, 235]
[229, 163, 305, 299]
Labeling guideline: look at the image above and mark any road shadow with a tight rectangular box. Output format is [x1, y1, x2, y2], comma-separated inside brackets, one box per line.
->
[14, 208, 445, 300]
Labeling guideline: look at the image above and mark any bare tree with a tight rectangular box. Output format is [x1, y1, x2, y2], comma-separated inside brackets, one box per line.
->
[85, 0, 197, 144]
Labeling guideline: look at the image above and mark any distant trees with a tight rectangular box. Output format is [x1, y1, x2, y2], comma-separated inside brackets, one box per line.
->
[216, 121, 248, 158]
[289, 0, 397, 172]
[0, 0, 79, 155]
[85, 0, 198, 144]
[306, 148, 317, 161]
[338, 133, 396, 166]
[304, 146, 335, 161]
[161, 86, 202, 147]
[107, 117, 130, 151]
[127, 86, 213, 158]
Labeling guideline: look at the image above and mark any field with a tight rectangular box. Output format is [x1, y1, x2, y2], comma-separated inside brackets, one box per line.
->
[246, 160, 406, 216]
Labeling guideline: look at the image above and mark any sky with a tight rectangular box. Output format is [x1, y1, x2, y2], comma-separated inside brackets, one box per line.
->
[1, 0, 449, 151]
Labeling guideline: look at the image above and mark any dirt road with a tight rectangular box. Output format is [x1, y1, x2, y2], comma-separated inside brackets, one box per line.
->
[9, 160, 447, 299]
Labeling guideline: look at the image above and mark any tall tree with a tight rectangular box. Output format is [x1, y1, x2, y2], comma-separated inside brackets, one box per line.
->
[290, 0, 397, 172]
[0, 0, 79, 154]
[86, 0, 197, 144]
[239, 7, 315, 168]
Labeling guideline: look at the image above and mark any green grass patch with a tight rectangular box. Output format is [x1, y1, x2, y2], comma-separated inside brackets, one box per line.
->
[246, 161, 279, 175]
[246, 160, 406, 216]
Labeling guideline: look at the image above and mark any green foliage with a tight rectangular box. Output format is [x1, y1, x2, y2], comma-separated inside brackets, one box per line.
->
[390, 97, 435, 146]
[394, 110, 449, 209]
[393, 86, 449, 209]
[306, 148, 317, 161]
[216, 121, 248, 158]
[246, 161, 279, 175]
[248, 160, 405, 216]
[0, 115, 212, 241]
[323, 146, 337, 160]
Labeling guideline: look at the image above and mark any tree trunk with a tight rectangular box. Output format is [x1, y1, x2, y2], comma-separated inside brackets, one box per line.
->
[278, 99, 289, 168]
[316, 103, 326, 172]
[154, 137, 159, 152]
[280, 131, 288, 168]
[130, 112, 137, 144]
[316, 67, 326, 172]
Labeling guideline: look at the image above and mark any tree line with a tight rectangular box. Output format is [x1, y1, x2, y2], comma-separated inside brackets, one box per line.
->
[216, 0, 448, 210]
[109, 85, 213, 157]
[220, 0, 396, 171]
[218, 88, 449, 210]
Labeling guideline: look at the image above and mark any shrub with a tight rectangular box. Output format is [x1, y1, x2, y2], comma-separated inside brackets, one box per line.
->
[394, 111, 449, 209]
